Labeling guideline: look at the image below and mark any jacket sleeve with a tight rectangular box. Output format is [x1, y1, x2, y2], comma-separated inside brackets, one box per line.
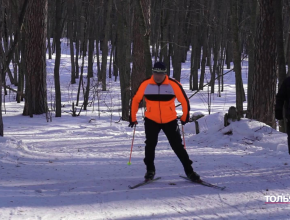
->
[276, 79, 287, 111]
[172, 81, 190, 122]
[129, 81, 147, 122]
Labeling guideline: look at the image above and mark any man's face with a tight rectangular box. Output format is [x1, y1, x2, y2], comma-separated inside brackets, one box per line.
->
[153, 72, 166, 83]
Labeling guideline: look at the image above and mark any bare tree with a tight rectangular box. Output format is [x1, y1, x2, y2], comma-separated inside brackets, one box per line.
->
[172, 1, 185, 82]
[74, 0, 80, 79]
[23, 0, 48, 116]
[0, 0, 3, 136]
[84, 0, 97, 110]
[53, 0, 65, 117]
[189, 0, 200, 91]
[101, 0, 113, 91]
[250, 0, 276, 127]
[68, 0, 76, 84]
[159, 0, 171, 75]
[199, 0, 209, 90]
[116, 0, 131, 121]
[230, 0, 245, 117]
[131, 0, 151, 98]
[273, 0, 287, 132]
[246, 0, 257, 118]
[1, 0, 289, 131]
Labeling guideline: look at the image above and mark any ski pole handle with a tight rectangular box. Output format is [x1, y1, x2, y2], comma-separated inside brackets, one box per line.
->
[128, 124, 136, 165]
[181, 124, 186, 149]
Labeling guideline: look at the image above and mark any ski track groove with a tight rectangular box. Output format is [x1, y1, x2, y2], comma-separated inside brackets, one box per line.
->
[2, 114, 290, 219]
[163, 199, 189, 219]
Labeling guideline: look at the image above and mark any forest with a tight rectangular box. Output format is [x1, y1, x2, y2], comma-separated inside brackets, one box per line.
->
[0, 0, 288, 136]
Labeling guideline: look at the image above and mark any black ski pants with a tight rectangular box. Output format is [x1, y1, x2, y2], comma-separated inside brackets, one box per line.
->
[144, 117, 194, 175]
[287, 120, 290, 154]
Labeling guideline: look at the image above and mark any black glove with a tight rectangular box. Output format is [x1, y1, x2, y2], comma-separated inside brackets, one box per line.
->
[128, 121, 138, 128]
[180, 120, 187, 125]
[275, 110, 283, 120]
[180, 114, 190, 125]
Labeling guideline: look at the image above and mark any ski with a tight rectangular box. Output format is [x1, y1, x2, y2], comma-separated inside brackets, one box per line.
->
[179, 176, 226, 190]
[128, 177, 161, 189]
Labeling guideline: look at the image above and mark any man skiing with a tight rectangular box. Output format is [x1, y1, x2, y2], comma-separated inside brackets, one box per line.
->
[129, 61, 200, 181]
[275, 76, 290, 155]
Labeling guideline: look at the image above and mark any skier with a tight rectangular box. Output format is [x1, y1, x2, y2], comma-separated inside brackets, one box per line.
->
[275, 76, 290, 155]
[129, 61, 200, 181]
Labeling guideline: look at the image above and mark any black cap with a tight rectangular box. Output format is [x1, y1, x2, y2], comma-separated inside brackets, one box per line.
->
[152, 62, 167, 74]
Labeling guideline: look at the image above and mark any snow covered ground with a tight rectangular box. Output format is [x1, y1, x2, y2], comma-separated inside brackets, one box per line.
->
[0, 43, 290, 220]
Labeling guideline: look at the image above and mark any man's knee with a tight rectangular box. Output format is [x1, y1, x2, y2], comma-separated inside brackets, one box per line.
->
[145, 139, 158, 147]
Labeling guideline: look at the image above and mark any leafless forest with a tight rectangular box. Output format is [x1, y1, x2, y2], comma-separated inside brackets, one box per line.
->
[0, 0, 288, 136]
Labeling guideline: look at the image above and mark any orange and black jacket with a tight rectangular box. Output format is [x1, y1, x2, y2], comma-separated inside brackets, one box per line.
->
[130, 75, 190, 124]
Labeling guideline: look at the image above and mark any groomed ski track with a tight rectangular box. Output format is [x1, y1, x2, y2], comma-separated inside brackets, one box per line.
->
[1, 114, 290, 220]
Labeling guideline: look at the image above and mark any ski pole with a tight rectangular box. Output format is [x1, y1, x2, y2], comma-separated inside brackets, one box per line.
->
[181, 124, 186, 149]
[127, 124, 136, 165]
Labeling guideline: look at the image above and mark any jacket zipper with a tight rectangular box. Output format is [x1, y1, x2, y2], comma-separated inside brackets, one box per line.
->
[158, 85, 162, 123]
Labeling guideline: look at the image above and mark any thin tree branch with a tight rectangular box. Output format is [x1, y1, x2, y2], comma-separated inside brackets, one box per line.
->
[176, 54, 248, 107]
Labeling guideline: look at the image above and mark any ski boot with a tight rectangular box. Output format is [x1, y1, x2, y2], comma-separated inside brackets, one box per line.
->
[144, 170, 155, 180]
[187, 170, 200, 182]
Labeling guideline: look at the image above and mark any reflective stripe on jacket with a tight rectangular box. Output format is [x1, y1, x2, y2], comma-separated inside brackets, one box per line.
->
[130, 75, 190, 124]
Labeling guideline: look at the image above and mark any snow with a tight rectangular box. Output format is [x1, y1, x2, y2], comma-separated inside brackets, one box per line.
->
[1, 43, 290, 220]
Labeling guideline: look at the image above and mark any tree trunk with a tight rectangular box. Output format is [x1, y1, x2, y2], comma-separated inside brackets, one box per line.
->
[246, 0, 257, 118]
[96, 40, 101, 79]
[250, 0, 276, 127]
[75, 38, 79, 78]
[47, 9, 52, 60]
[17, 32, 26, 103]
[231, 0, 244, 118]
[284, 4, 290, 65]
[207, 0, 215, 93]
[101, 0, 113, 91]
[12, 48, 19, 86]
[77, 7, 87, 108]
[53, 0, 64, 117]
[0, 3, 4, 136]
[109, 10, 117, 80]
[199, 0, 209, 90]
[109, 43, 114, 79]
[68, 0, 76, 84]
[23, 0, 48, 116]
[113, 39, 118, 81]
[226, 40, 232, 69]
[140, 0, 152, 78]
[87, 0, 95, 80]
[84, 0, 96, 110]
[199, 46, 207, 90]
[74, 0, 80, 79]
[220, 1, 228, 93]
[117, 0, 131, 121]
[160, 0, 171, 74]
[87, 38, 94, 79]
[96, 6, 103, 80]
[131, 0, 151, 98]
[273, 0, 287, 132]
[190, 0, 199, 91]
[172, 3, 183, 82]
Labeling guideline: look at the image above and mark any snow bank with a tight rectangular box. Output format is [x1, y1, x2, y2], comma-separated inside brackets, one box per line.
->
[185, 113, 288, 154]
